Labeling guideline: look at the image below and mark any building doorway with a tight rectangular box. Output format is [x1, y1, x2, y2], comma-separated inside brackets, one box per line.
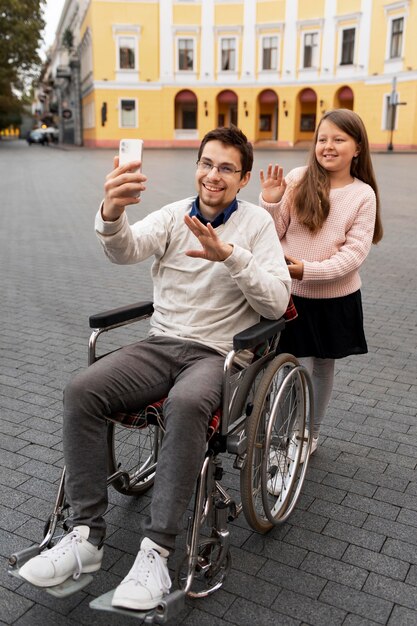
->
[174, 89, 198, 139]
[335, 85, 354, 110]
[296, 87, 318, 144]
[217, 90, 238, 127]
[257, 89, 278, 141]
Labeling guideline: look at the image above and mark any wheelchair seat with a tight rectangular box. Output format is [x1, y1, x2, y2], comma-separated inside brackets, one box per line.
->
[108, 398, 221, 441]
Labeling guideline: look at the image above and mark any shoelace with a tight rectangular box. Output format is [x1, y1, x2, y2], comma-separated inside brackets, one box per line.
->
[43, 529, 84, 580]
[126, 548, 171, 593]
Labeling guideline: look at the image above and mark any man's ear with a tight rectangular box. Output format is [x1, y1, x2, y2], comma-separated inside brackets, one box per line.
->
[239, 171, 251, 190]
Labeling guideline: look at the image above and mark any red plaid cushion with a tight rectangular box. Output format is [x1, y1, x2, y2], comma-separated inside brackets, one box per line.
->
[108, 399, 221, 441]
[283, 295, 298, 322]
[109, 398, 165, 430]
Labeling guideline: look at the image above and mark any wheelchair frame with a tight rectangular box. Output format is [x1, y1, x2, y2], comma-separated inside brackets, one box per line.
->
[8, 300, 314, 624]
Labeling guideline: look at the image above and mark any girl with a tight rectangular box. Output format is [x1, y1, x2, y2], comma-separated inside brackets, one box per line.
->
[260, 109, 383, 477]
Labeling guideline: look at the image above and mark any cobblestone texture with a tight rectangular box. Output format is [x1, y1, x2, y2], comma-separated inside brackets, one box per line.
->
[1, 139, 416, 624]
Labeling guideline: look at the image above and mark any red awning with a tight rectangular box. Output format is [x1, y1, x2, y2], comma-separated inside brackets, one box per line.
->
[259, 89, 278, 104]
[175, 90, 197, 103]
[299, 88, 317, 103]
[217, 90, 238, 104]
[338, 86, 354, 100]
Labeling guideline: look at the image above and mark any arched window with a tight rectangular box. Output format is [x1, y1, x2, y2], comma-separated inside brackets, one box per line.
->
[216, 90, 238, 126]
[298, 88, 317, 132]
[175, 90, 197, 129]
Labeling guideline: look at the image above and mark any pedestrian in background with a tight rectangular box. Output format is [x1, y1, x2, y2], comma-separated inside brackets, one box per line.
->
[259, 109, 383, 491]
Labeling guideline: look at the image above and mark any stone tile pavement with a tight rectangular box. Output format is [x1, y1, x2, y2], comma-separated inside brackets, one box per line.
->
[1, 138, 416, 625]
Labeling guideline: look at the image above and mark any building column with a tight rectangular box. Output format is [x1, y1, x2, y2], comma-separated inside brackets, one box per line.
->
[322, 0, 337, 75]
[200, 0, 214, 81]
[282, 0, 298, 80]
[358, 0, 372, 74]
[70, 56, 82, 146]
[160, 0, 173, 82]
[242, 0, 256, 82]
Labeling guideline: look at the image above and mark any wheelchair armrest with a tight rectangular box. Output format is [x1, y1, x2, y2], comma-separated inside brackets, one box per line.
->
[89, 301, 154, 329]
[232, 318, 285, 352]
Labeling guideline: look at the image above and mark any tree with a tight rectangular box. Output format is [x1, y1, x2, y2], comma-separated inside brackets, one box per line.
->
[62, 27, 74, 52]
[0, 0, 46, 131]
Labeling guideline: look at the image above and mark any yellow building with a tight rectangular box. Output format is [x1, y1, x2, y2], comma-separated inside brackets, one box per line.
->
[44, 0, 417, 149]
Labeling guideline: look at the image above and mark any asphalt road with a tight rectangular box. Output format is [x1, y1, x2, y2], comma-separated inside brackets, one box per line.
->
[1, 138, 417, 625]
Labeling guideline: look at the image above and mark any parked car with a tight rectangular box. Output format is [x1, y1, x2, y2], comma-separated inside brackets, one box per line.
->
[26, 129, 48, 145]
[26, 127, 59, 145]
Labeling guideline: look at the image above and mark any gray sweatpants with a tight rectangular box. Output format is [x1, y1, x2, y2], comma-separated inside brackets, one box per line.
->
[63, 336, 225, 551]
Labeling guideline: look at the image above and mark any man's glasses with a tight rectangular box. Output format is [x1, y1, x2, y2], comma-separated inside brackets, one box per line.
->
[196, 160, 242, 176]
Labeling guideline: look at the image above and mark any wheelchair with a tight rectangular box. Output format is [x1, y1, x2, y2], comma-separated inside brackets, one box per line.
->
[8, 300, 313, 624]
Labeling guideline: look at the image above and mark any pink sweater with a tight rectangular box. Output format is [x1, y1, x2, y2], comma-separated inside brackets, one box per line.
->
[260, 166, 376, 299]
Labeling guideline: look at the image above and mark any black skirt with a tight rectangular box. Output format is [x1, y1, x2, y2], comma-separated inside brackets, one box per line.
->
[279, 290, 368, 359]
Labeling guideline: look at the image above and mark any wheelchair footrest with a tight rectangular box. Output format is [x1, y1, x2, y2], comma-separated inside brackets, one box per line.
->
[8, 565, 94, 598]
[90, 588, 185, 624]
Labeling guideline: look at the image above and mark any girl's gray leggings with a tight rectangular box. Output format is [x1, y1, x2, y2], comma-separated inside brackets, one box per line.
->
[298, 357, 335, 438]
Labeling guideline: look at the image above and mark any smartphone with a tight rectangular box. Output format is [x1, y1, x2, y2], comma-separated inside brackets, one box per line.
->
[119, 138, 143, 196]
[119, 139, 143, 169]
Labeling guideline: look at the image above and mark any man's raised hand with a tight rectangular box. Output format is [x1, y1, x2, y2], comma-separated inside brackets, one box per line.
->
[102, 156, 147, 222]
[184, 215, 233, 262]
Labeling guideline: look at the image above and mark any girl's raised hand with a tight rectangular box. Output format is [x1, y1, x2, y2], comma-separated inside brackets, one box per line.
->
[259, 164, 287, 204]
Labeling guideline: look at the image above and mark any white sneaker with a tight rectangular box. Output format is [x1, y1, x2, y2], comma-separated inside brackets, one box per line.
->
[267, 431, 318, 496]
[19, 526, 103, 587]
[112, 538, 172, 611]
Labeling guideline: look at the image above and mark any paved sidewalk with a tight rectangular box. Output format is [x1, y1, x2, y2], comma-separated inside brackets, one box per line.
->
[1, 139, 417, 625]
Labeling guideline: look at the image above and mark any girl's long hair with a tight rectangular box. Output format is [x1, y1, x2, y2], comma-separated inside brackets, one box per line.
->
[292, 109, 383, 243]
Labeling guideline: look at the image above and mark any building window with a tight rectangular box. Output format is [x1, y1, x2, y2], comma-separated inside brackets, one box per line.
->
[262, 36, 278, 70]
[259, 114, 272, 131]
[303, 32, 318, 68]
[300, 114, 316, 132]
[390, 17, 403, 58]
[178, 38, 194, 71]
[118, 36, 136, 70]
[220, 38, 236, 71]
[182, 108, 197, 129]
[120, 99, 137, 127]
[341, 28, 355, 65]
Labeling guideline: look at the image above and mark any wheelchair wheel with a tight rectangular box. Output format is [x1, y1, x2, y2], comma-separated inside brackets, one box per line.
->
[107, 421, 163, 496]
[240, 353, 312, 532]
[176, 537, 231, 598]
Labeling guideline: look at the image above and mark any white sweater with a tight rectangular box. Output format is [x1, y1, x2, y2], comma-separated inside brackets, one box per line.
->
[95, 197, 291, 357]
[260, 167, 377, 299]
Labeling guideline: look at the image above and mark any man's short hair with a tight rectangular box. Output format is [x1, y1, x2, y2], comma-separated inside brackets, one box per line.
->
[198, 125, 253, 178]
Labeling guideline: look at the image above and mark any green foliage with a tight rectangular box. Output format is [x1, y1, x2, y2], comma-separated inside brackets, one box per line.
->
[62, 27, 74, 51]
[0, 0, 46, 130]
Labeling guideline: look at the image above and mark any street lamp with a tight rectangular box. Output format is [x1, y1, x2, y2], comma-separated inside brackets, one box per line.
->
[387, 76, 407, 152]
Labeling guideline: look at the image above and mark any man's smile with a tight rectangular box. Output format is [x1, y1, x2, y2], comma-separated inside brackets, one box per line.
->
[203, 181, 226, 193]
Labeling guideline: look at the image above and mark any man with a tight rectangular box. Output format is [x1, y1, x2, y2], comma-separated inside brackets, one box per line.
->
[19, 126, 291, 611]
